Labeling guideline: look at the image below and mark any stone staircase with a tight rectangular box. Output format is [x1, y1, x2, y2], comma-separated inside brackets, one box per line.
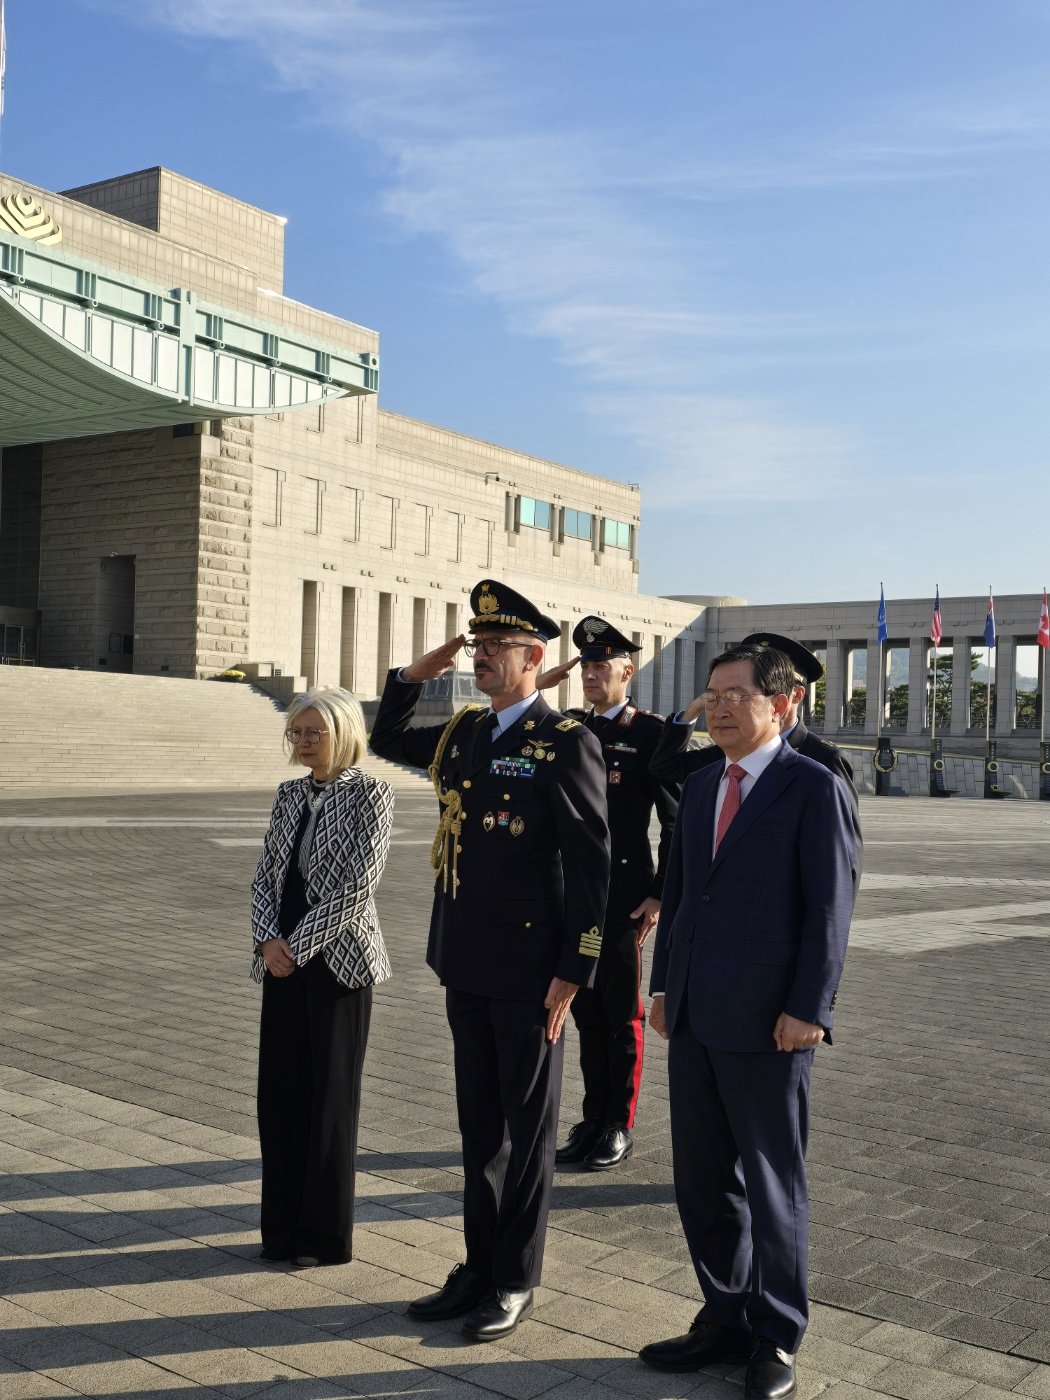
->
[0, 667, 431, 798]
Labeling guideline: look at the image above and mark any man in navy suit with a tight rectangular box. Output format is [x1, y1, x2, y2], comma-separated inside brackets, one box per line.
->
[641, 644, 857, 1400]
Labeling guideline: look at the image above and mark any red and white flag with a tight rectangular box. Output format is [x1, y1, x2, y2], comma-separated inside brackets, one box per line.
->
[1038, 589, 1050, 651]
[930, 587, 943, 647]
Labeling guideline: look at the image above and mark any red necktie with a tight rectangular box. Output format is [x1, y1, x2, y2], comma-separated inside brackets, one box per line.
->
[715, 763, 747, 851]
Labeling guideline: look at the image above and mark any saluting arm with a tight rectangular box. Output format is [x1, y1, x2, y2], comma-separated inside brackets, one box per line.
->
[369, 637, 467, 771]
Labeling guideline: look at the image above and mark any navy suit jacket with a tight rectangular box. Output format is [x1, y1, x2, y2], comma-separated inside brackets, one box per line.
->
[649, 741, 856, 1053]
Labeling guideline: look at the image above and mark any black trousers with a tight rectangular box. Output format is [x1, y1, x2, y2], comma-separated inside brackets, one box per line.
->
[445, 988, 563, 1290]
[257, 955, 372, 1263]
[668, 1033, 813, 1353]
[569, 922, 644, 1128]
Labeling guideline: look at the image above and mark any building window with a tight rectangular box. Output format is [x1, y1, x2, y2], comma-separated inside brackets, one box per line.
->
[414, 503, 433, 557]
[446, 511, 464, 562]
[259, 466, 283, 527]
[379, 495, 396, 549]
[563, 508, 593, 542]
[518, 496, 552, 531]
[480, 519, 495, 567]
[305, 477, 324, 535]
[342, 486, 361, 542]
[602, 518, 631, 550]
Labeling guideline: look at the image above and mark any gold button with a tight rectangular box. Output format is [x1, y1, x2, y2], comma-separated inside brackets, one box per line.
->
[456, 844, 462, 853]
[463, 779, 472, 789]
[525, 921, 532, 928]
[503, 793, 511, 800]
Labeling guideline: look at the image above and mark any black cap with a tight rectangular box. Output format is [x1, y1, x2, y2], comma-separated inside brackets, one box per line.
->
[572, 615, 640, 660]
[742, 632, 823, 685]
[469, 579, 560, 642]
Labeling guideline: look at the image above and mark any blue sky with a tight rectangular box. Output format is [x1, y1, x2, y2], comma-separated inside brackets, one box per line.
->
[2, 0, 1048, 604]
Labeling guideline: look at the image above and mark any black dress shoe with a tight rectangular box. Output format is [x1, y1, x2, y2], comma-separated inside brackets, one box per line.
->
[585, 1126, 633, 1170]
[407, 1263, 489, 1321]
[258, 1247, 293, 1263]
[555, 1120, 602, 1164]
[461, 1288, 534, 1341]
[745, 1340, 797, 1400]
[293, 1255, 325, 1268]
[639, 1320, 752, 1372]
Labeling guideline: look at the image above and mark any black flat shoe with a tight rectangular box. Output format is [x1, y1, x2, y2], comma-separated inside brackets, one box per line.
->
[407, 1263, 489, 1321]
[745, 1341, 797, 1400]
[461, 1288, 534, 1341]
[639, 1320, 752, 1372]
[293, 1255, 324, 1268]
[585, 1126, 633, 1170]
[555, 1120, 603, 1165]
[258, 1247, 293, 1263]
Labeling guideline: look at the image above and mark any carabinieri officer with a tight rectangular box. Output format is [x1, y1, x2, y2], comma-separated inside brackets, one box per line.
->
[542, 617, 683, 1170]
[369, 579, 610, 1343]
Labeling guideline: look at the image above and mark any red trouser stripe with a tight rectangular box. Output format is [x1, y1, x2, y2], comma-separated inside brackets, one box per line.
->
[625, 939, 645, 1129]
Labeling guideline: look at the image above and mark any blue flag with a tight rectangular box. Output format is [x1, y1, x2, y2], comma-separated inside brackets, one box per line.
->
[876, 585, 888, 644]
[984, 590, 996, 649]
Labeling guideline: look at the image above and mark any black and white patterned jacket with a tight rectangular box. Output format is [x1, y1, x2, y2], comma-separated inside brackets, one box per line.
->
[250, 767, 394, 989]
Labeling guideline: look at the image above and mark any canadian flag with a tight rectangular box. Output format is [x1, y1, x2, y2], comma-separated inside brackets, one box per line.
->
[1038, 589, 1050, 651]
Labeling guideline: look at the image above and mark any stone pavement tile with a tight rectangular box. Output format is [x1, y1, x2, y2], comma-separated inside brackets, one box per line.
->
[931, 1314, 1032, 1352]
[248, 1380, 358, 1400]
[864, 1295, 960, 1333]
[492, 1318, 629, 1379]
[802, 1336, 896, 1386]
[917, 1257, 1000, 1288]
[809, 1274, 884, 1314]
[996, 1301, 1050, 1332]
[809, 1309, 884, 1345]
[818, 1383, 902, 1400]
[0, 1364, 80, 1398]
[853, 1323, 955, 1367]
[445, 1351, 579, 1400]
[149, 1338, 308, 1394]
[863, 1358, 976, 1400]
[1015, 1337, 1050, 1365]
[588, 1248, 682, 1287]
[934, 1341, 1038, 1387]
[530, 1295, 663, 1354]
[1014, 1363, 1050, 1398]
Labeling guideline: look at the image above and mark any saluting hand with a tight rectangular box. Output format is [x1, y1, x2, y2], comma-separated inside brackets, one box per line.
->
[679, 694, 707, 725]
[773, 1012, 825, 1051]
[544, 978, 579, 1043]
[535, 656, 580, 691]
[631, 896, 661, 947]
[402, 635, 466, 683]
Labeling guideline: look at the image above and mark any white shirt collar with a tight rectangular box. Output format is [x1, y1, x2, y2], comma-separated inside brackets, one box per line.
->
[593, 700, 629, 724]
[491, 690, 541, 735]
[722, 731, 784, 783]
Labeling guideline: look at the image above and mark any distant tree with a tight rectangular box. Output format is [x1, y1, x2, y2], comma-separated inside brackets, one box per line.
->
[887, 682, 909, 728]
[1016, 690, 1040, 729]
[848, 685, 866, 726]
[811, 676, 826, 727]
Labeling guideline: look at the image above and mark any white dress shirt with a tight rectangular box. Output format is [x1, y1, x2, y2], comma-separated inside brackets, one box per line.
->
[590, 699, 629, 724]
[711, 733, 784, 856]
[491, 690, 541, 735]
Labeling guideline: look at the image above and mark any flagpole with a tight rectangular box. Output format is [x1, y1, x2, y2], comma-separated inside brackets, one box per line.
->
[931, 645, 938, 745]
[985, 584, 992, 748]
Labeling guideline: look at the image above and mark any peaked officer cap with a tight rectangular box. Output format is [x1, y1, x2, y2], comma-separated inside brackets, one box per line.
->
[572, 615, 640, 660]
[468, 579, 561, 641]
[742, 632, 824, 685]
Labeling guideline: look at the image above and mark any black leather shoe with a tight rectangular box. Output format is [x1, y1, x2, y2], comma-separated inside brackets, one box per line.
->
[555, 1120, 602, 1164]
[585, 1126, 633, 1170]
[259, 1247, 292, 1263]
[461, 1288, 534, 1341]
[407, 1264, 489, 1321]
[639, 1320, 752, 1372]
[745, 1340, 797, 1400]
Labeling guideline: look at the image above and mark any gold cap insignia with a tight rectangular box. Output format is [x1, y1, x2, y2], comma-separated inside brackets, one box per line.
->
[478, 583, 499, 615]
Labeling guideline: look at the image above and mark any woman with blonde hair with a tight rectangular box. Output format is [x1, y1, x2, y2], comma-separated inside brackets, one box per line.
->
[251, 686, 394, 1267]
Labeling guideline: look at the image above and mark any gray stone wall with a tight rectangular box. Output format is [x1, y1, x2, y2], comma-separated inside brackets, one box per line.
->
[840, 744, 1043, 800]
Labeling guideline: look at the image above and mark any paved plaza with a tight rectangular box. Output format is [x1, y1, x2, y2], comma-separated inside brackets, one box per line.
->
[2, 769, 1050, 1399]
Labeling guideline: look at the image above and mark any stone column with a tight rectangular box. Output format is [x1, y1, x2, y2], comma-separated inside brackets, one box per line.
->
[907, 637, 927, 735]
[824, 641, 845, 731]
[995, 635, 1016, 737]
[865, 640, 882, 733]
[949, 637, 971, 736]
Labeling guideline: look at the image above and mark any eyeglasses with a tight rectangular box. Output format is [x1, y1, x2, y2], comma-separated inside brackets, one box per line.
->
[462, 639, 535, 658]
[699, 689, 766, 709]
[285, 727, 329, 745]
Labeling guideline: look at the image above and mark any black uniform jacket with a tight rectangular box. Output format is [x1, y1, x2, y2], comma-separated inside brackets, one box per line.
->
[649, 714, 863, 878]
[370, 672, 611, 1001]
[582, 705, 683, 923]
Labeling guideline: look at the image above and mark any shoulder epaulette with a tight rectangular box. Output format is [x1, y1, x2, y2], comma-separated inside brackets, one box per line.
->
[556, 717, 581, 732]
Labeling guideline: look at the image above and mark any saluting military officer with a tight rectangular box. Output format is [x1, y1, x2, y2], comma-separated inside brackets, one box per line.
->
[539, 617, 684, 1170]
[369, 579, 610, 1343]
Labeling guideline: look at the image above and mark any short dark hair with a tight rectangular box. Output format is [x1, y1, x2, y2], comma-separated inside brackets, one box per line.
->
[708, 644, 795, 698]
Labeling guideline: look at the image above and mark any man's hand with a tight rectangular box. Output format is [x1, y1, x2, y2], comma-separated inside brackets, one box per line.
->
[679, 694, 706, 725]
[261, 937, 296, 978]
[536, 656, 579, 691]
[648, 993, 668, 1040]
[402, 635, 466, 683]
[773, 1012, 825, 1051]
[544, 978, 579, 1044]
[631, 896, 661, 947]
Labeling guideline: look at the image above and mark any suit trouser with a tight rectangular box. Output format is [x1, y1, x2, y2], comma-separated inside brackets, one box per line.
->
[445, 988, 563, 1290]
[668, 1033, 813, 1353]
[569, 922, 645, 1128]
[258, 955, 372, 1263]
